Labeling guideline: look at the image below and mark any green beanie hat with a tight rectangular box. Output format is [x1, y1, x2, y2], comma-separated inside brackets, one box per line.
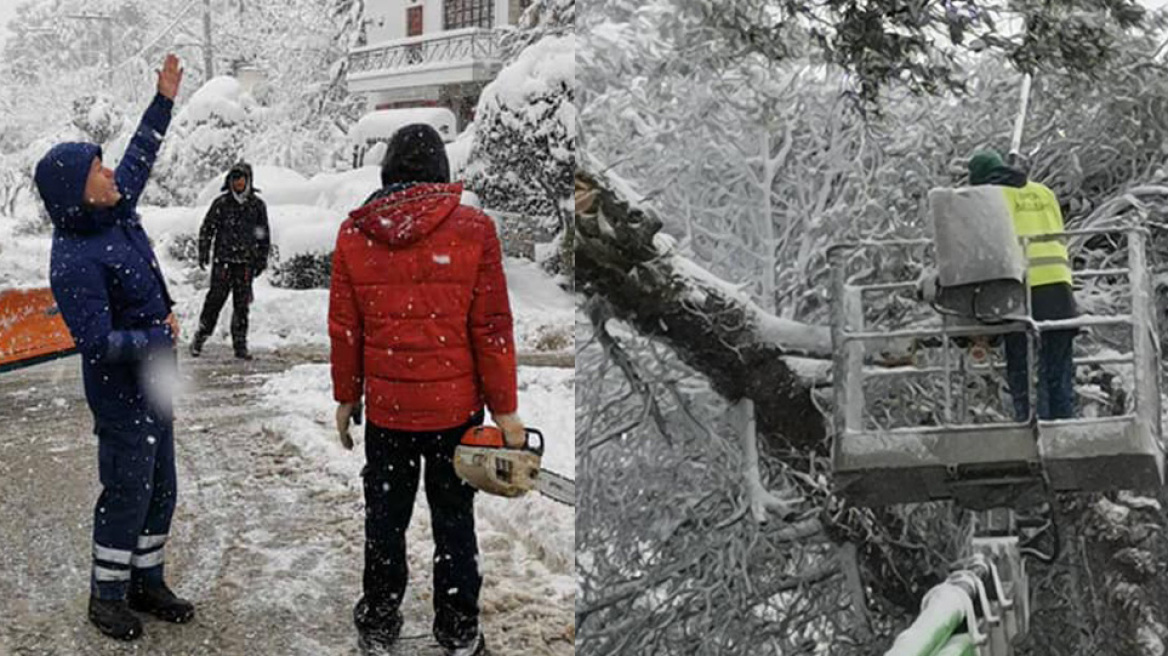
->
[968, 149, 1005, 185]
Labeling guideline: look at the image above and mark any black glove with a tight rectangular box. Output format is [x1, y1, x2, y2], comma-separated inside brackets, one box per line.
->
[198, 255, 208, 271]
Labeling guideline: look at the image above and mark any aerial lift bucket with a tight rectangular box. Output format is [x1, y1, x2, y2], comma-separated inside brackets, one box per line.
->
[829, 218, 1164, 509]
[0, 287, 76, 373]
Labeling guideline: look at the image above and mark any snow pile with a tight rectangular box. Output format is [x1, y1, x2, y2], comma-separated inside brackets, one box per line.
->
[194, 166, 310, 206]
[503, 258, 575, 352]
[176, 76, 256, 126]
[192, 155, 469, 211]
[141, 204, 342, 264]
[0, 215, 52, 289]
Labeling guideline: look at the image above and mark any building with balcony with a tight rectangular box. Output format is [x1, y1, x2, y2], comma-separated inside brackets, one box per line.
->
[347, 0, 532, 129]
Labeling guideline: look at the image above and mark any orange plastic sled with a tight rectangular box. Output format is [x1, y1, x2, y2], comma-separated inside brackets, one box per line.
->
[0, 288, 76, 373]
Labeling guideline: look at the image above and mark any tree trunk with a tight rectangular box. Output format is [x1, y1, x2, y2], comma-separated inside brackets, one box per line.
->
[575, 159, 826, 453]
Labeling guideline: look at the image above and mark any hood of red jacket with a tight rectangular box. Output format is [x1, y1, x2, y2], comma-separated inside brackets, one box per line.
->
[349, 182, 464, 247]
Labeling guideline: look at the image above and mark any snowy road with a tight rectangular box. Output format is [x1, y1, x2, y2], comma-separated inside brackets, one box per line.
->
[0, 349, 574, 656]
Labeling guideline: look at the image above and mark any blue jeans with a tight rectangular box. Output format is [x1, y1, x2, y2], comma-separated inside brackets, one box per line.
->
[1004, 329, 1077, 421]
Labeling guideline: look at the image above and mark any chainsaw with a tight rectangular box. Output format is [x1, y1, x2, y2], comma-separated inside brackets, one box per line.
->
[454, 426, 575, 507]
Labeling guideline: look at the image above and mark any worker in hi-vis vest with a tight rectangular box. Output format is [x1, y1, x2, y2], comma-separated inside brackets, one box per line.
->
[968, 149, 1077, 420]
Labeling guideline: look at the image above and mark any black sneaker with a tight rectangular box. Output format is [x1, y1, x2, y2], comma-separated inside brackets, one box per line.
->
[128, 582, 195, 623]
[234, 348, 253, 361]
[88, 596, 143, 641]
[354, 597, 403, 654]
[189, 337, 205, 357]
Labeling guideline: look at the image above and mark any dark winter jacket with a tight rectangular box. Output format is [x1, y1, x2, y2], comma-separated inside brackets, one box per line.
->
[198, 163, 270, 269]
[330, 180, 518, 433]
[970, 162, 1078, 322]
[35, 93, 176, 433]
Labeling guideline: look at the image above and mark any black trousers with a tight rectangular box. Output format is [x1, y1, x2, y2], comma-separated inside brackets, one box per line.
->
[363, 413, 483, 644]
[196, 261, 252, 350]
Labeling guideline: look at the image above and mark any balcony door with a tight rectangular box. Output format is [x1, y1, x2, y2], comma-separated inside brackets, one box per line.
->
[407, 6, 423, 36]
[406, 6, 424, 64]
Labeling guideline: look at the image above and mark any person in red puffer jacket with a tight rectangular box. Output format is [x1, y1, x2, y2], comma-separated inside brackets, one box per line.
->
[328, 123, 522, 656]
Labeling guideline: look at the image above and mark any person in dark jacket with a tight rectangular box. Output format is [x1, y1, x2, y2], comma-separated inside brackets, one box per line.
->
[969, 149, 1078, 420]
[329, 124, 523, 656]
[190, 162, 270, 360]
[34, 54, 194, 642]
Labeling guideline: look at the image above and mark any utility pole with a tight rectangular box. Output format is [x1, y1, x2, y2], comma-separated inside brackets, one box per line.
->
[66, 13, 114, 89]
[203, 0, 215, 80]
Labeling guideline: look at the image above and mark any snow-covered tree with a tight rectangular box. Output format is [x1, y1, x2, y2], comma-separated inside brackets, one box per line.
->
[578, 0, 1168, 653]
[465, 30, 574, 281]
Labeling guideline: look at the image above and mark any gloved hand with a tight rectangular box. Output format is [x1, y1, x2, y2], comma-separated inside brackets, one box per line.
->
[336, 402, 361, 450]
[916, 267, 939, 303]
[198, 255, 208, 271]
[494, 413, 526, 448]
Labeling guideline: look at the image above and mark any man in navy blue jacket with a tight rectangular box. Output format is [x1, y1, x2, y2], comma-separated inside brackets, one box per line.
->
[33, 54, 193, 641]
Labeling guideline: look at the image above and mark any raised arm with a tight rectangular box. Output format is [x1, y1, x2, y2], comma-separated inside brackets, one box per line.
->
[115, 54, 183, 207]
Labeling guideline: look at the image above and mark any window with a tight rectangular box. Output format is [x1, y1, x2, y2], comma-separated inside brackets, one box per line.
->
[407, 6, 424, 36]
[444, 0, 494, 30]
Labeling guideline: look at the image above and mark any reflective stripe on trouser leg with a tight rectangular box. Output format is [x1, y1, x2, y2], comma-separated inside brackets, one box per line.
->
[138, 534, 167, 550]
[93, 543, 133, 565]
[94, 566, 131, 582]
[93, 542, 133, 587]
[132, 547, 165, 569]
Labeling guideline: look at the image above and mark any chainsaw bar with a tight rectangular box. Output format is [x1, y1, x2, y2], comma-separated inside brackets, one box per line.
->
[536, 469, 575, 506]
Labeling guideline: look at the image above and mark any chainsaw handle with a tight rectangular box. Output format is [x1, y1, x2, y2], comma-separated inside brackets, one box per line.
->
[524, 428, 545, 457]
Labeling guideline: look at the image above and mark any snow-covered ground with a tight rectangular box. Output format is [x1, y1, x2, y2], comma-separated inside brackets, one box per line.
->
[0, 168, 575, 653]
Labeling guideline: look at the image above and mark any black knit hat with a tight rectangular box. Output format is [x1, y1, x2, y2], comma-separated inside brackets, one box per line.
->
[380, 123, 450, 186]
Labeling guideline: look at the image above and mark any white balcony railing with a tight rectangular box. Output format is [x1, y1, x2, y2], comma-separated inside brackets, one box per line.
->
[348, 28, 501, 77]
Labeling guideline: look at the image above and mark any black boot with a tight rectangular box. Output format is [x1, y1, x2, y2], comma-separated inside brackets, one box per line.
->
[189, 334, 206, 357]
[128, 582, 195, 623]
[445, 632, 487, 656]
[234, 345, 253, 360]
[354, 596, 403, 655]
[88, 596, 143, 641]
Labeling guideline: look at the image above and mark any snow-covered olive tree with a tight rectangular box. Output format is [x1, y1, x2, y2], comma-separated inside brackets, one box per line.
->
[578, 1, 1168, 654]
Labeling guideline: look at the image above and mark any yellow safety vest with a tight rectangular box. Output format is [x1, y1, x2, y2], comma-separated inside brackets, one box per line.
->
[1001, 181, 1073, 287]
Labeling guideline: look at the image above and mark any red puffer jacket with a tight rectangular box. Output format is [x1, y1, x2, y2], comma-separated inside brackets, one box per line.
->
[328, 182, 518, 431]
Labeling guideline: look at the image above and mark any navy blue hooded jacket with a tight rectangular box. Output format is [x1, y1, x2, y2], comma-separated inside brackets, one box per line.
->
[35, 94, 176, 432]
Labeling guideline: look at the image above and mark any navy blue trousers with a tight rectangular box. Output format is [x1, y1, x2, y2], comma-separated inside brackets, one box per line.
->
[1004, 329, 1077, 421]
[91, 411, 177, 600]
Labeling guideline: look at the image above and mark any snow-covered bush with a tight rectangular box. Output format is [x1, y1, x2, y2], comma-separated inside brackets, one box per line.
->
[71, 94, 125, 146]
[270, 249, 332, 290]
